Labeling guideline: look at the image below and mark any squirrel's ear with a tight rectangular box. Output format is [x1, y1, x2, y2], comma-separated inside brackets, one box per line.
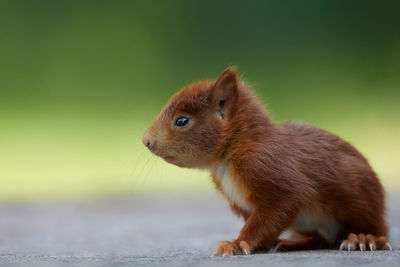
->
[212, 67, 239, 105]
[211, 67, 239, 120]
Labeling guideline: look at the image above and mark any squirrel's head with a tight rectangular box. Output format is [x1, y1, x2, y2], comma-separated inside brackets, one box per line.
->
[142, 67, 239, 168]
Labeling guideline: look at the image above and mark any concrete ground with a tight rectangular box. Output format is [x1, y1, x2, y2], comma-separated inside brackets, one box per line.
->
[0, 194, 399, 267]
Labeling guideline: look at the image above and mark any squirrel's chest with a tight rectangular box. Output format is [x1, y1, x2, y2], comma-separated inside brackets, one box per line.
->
[213, 165, 253, 214]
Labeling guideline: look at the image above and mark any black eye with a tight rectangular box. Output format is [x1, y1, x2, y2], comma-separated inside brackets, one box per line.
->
[175, 116, 190, 127]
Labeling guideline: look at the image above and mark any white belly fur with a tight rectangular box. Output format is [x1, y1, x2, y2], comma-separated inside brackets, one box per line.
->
[291, 209, 341, 245]
[214, 165, 253, 213]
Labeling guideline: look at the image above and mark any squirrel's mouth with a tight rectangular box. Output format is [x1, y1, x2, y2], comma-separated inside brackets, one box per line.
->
[160, 154, 182, 167]
[150, 149, 174, 161]
[145, 146, 181, 166]
[150, 149, 188, 168]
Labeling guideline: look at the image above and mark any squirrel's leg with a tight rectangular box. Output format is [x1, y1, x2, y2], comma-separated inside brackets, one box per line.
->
[212, 207, 293, 256]
[236, 206, 299, 252]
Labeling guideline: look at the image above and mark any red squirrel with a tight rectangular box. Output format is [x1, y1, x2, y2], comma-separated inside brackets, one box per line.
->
[142, 67, 391, 256]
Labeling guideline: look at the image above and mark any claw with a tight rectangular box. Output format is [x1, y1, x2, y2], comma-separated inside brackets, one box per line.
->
[348, 243, 356, 251]
[239, 241, 251, 256]
[369, 243, 376, 251]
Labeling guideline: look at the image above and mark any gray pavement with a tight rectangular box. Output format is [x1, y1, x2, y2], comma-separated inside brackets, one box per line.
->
[0, 194, 399, 266]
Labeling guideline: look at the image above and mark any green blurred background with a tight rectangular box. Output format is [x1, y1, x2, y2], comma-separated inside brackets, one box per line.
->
[0, 0, 399, 201]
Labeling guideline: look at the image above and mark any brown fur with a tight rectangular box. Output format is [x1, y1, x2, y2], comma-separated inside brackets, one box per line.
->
[143, 67, 390, 255]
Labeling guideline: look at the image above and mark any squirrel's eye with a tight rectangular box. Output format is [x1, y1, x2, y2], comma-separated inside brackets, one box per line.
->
[174, 116, 190, 127]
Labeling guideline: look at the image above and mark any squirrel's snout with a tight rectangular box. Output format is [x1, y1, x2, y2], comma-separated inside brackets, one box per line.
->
[142, 132, 166, 158]
[142, 132, 152, 148]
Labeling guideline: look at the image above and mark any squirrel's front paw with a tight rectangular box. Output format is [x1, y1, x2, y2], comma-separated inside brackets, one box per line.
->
[211, 240, 251, 257]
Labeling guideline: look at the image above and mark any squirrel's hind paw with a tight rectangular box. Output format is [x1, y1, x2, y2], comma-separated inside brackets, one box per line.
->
[340, 233, 392, 251]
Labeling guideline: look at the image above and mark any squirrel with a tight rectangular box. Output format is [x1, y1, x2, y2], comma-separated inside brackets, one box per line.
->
[142, 67, 392, 256]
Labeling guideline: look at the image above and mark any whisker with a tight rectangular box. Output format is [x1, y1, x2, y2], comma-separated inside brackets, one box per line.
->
[129, 148, 148, 178]
[136, 153, 156, 188]
[142, 156, 158, 186]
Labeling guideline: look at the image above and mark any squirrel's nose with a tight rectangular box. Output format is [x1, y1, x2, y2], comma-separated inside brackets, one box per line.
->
[142, 132, 151, 148]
